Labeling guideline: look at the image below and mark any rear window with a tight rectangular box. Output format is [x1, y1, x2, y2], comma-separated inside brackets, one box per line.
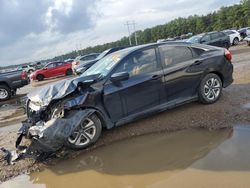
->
[191, 47, 205, 57]
[219, 32, 227, 37]
[80, 55, 96, 61]
[224, 31, 234, 35]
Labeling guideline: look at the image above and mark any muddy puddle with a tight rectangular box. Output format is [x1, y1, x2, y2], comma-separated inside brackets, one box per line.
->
[2, 125, 250, 188]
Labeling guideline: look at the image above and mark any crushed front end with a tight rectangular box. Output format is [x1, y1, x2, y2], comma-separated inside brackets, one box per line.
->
[1, 77, 98, 164]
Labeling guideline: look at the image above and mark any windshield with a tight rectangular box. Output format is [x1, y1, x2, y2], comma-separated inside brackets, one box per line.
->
[82, 52, 122, 78]
[96, 49, 110, 60]
[187, 35, 203, 43]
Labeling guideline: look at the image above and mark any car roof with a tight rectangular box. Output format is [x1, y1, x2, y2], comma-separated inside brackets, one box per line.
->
[113, 42, 192, 55]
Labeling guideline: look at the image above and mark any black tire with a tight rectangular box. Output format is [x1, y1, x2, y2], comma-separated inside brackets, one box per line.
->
[36, 74, 44, 81]
[66, 69, 73, 76]
[247, 42, 250, 46]
[28, 69, 34, 74]
[0, 85, 11, 101]
[224, 42, 230, 49]
[233, 37, 239, 45]
[198, 73, 222, 104]
[66, 114, 102, 150]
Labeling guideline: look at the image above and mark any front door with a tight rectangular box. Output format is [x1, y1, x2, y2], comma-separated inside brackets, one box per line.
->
[103, 48, 165, 122]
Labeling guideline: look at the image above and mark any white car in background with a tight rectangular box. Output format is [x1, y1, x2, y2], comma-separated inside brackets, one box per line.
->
[17, 64, 36, 74]
[244, 35, 250, 46]
[223, 30, 242, 45]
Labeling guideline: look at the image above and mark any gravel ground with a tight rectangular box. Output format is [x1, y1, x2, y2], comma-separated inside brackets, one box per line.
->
[0, 44, 250, 183]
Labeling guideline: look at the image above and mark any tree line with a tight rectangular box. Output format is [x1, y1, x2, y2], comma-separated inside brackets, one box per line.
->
[20, 0, 250, 64]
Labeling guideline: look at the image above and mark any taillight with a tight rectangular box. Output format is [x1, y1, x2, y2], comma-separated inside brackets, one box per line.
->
[224, 49, 232, 61]
[21, 71, 27, 80]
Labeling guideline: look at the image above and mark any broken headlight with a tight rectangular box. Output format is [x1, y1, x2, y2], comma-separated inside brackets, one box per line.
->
[51, 107, 65, 119]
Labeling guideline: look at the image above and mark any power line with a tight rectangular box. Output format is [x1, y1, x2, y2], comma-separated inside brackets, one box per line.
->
[124, 20, 138, 46]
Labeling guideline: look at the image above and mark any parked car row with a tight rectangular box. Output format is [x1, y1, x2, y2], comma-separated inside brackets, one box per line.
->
[72, 47, 126, 75]
[157, 27, 250, 49]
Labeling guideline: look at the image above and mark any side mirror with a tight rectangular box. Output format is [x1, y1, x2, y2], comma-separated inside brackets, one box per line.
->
[110, 72, 129, 84]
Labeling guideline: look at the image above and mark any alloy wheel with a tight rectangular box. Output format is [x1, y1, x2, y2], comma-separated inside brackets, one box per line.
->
[68, 118, 97, 146]
[204, 78, 221, 101]
[0, 89, 8, 99]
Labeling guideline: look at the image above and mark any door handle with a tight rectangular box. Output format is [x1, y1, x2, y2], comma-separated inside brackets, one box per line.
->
[193, 60, 202, 65]
[151, 75, 161, 80]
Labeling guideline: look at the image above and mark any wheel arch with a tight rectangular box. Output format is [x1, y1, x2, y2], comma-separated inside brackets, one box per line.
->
[0, 81, 10, 89]
[36, 74, 44, 79]
[80, 106, 114, 129]
[208, 71, 224, 85]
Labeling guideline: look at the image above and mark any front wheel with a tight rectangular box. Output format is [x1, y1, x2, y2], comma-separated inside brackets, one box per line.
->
[66, 69, 73, 76]
[198, 73, 222, 104]
[36, 74, 44, 81]
[66, 114, 102, 150]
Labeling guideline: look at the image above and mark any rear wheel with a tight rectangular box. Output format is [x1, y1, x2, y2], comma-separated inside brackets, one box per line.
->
[247, 41, 250, 46]
[36, 74, 44, 81]
[66, 114, 102, 150]
[66, 69, 73, 76]
[0, 85, 11, 101]
[198, 73, 222, 104]
[233, 38, 239, 45]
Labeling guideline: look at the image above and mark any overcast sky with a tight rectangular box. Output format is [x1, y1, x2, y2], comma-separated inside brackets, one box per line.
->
[0, 0, 240, 66]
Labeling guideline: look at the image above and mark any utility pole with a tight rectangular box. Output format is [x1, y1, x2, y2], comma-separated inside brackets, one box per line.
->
[131, 21, 138, 45]
[125, 21, 132, 46]
[125, 20, 138, 46]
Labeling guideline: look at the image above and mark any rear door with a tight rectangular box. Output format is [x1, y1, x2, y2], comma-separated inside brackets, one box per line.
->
[56, 62, 68, 75]
[44, 63, 57, 77]
[159, 45, 202, 103]
[103, 47, 165, 122]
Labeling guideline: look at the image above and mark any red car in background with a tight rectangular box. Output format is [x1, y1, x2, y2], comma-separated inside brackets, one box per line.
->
[30, 61, 73, 81]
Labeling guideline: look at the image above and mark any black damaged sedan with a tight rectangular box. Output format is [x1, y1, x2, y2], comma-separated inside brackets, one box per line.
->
[19, 42, 233, 154]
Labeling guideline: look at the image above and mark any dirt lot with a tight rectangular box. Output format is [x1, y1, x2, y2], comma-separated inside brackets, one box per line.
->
[0, 44, 250, 183]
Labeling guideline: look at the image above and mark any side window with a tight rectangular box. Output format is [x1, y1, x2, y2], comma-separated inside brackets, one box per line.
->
[81, 56, 93, 61]
[57, 62, 64, 66]
[159, 46, 193, 67]
[47, 63, 55, 68]
[211, 33, 220, 40]
[219, 32, 227, 37]
[114, 48, 159, 77]
[201, 34, 211, 42]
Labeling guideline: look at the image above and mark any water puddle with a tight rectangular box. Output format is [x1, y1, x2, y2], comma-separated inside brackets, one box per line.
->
[2, 126, 250, 188]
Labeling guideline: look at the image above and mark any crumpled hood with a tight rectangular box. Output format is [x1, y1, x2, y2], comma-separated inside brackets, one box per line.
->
[27, 75, 98, 106]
